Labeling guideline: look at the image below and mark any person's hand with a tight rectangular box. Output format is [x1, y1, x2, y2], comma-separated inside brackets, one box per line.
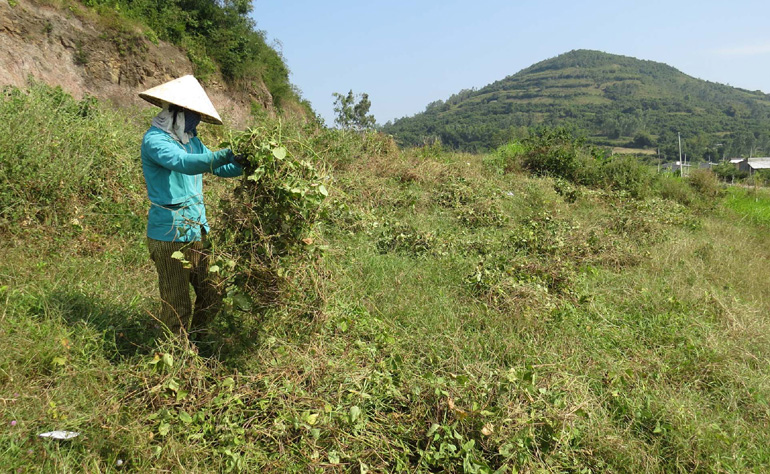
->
[231, 154, 249, 168]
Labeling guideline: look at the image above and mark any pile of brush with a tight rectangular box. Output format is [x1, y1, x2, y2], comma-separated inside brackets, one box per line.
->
[216, 125, 329, 310]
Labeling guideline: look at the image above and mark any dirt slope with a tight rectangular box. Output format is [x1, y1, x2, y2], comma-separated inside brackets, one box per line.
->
[0, 0, 271, 125]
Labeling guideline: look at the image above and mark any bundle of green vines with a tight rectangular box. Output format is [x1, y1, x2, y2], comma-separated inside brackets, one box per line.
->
[216, 125, 329, 309]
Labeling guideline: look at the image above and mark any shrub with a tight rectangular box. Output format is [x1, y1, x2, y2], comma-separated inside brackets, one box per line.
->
[489, 140, 526, 174]
[754, 169, 770, 186]
[521, 128, 586, 181]
[713, 161, 748, 182]
[600, 155, 656, 198]
[657, 174, 696, 206]
[511, 128, 666, 200]
[687, 169, 722, 200]
[181, 35, 218, 81]
[553, 177, 581, 203]
[76, 0, 297, 106]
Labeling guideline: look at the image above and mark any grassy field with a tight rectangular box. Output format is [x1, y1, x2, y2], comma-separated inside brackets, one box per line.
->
[1, 84, 770, 472]
[611, 147, 657, 156]
[723, 186, 770, 227]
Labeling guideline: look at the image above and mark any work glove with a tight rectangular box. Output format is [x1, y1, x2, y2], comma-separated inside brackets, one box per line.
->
[231, 154, 250, 168]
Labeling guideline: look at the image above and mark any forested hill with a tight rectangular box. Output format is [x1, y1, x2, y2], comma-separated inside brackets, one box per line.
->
[383, 49, 770, 160]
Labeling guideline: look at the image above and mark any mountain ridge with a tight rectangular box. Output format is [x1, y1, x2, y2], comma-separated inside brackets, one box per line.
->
[383, 49, 770, 160]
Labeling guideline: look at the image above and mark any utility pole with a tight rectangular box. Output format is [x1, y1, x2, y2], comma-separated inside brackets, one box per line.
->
[678, 133, 683, 177]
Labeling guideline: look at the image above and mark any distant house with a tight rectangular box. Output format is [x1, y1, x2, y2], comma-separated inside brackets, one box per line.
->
[736, 157, 770, 173]
[698, 162, 718, 169]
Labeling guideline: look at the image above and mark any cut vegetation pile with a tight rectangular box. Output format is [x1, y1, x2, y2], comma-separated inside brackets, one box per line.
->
[215, 125, 329, 314]
[1, 84, 769, 472]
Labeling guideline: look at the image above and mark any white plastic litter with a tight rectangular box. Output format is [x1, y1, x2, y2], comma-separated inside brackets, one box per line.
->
[38, 431, 80, 440]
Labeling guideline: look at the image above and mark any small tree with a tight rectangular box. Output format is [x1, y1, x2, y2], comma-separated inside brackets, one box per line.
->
[332, 90, 376, 130]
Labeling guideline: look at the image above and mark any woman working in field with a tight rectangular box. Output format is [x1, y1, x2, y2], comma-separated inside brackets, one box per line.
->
[138, 75, 246, 337]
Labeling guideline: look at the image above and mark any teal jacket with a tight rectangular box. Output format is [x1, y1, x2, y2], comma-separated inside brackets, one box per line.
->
[141, 126, 242, 242]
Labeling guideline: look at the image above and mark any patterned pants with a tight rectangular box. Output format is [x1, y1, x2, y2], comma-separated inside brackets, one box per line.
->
[147, 237, 222, 334]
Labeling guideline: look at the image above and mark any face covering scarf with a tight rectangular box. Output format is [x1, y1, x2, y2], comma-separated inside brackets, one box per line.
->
[184, 109, 201, 133]
[151, 106, 199, 144]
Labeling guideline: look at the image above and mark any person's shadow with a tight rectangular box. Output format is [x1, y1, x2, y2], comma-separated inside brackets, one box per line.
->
[45, 289, 322, 370]
[43, 290, 161, 360]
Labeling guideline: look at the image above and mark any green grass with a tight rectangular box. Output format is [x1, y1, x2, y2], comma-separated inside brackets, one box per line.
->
[723, 186, 770, 226]
[2, 84, 770, 472]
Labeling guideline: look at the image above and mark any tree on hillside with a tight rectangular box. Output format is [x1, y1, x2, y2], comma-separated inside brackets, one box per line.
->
[333, 90, 376, 130]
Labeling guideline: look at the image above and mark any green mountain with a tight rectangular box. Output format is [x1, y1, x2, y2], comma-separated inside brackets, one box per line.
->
[383, 49, 770, 159]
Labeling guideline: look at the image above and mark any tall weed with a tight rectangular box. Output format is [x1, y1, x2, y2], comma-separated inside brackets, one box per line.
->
[0, 83, 146, 236]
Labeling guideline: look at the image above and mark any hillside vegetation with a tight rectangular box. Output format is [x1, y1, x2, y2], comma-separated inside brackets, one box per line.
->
[384, 49, 770, 159]
[1, 83, 770, 472]
[76, 0, 291, 97]
[6, 0, 304, 114]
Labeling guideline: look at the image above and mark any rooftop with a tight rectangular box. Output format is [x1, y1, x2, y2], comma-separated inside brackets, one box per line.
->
[748, 160, 770, 170]
[730, 157, 770, 170]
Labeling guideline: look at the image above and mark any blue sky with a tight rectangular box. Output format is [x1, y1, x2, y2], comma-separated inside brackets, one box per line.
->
[253, 0, 770, 125]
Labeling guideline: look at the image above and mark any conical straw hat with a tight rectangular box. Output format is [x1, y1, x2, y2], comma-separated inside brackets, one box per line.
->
[139, 75, 223, 125]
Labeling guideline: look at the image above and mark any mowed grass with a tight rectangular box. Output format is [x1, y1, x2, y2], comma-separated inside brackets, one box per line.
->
[1, 84, 770, 472]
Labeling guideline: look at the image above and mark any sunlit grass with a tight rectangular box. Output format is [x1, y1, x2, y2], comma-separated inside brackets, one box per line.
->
[2, 84, 770, 472]
[723, 186, 770, 226]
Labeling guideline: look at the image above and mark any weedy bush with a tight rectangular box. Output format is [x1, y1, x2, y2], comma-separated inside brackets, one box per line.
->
[599, 154, 656, 198]
[520, 127, 602, 185]
[510, 212, 582, 257]
[489, 140, 526, 174]
[0, 83, 145, 236]
[437, 177, 474, 209]
[416, 138, 446, 161]
[320, 198, 370, 234]
[687, 168, 723, 201]
[465, 255, 573, 318]
[216, 124, 329, 308]
[657, 173, 698, 206]
[607, 196, 700, 245]
[436, 177, 507, 227]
